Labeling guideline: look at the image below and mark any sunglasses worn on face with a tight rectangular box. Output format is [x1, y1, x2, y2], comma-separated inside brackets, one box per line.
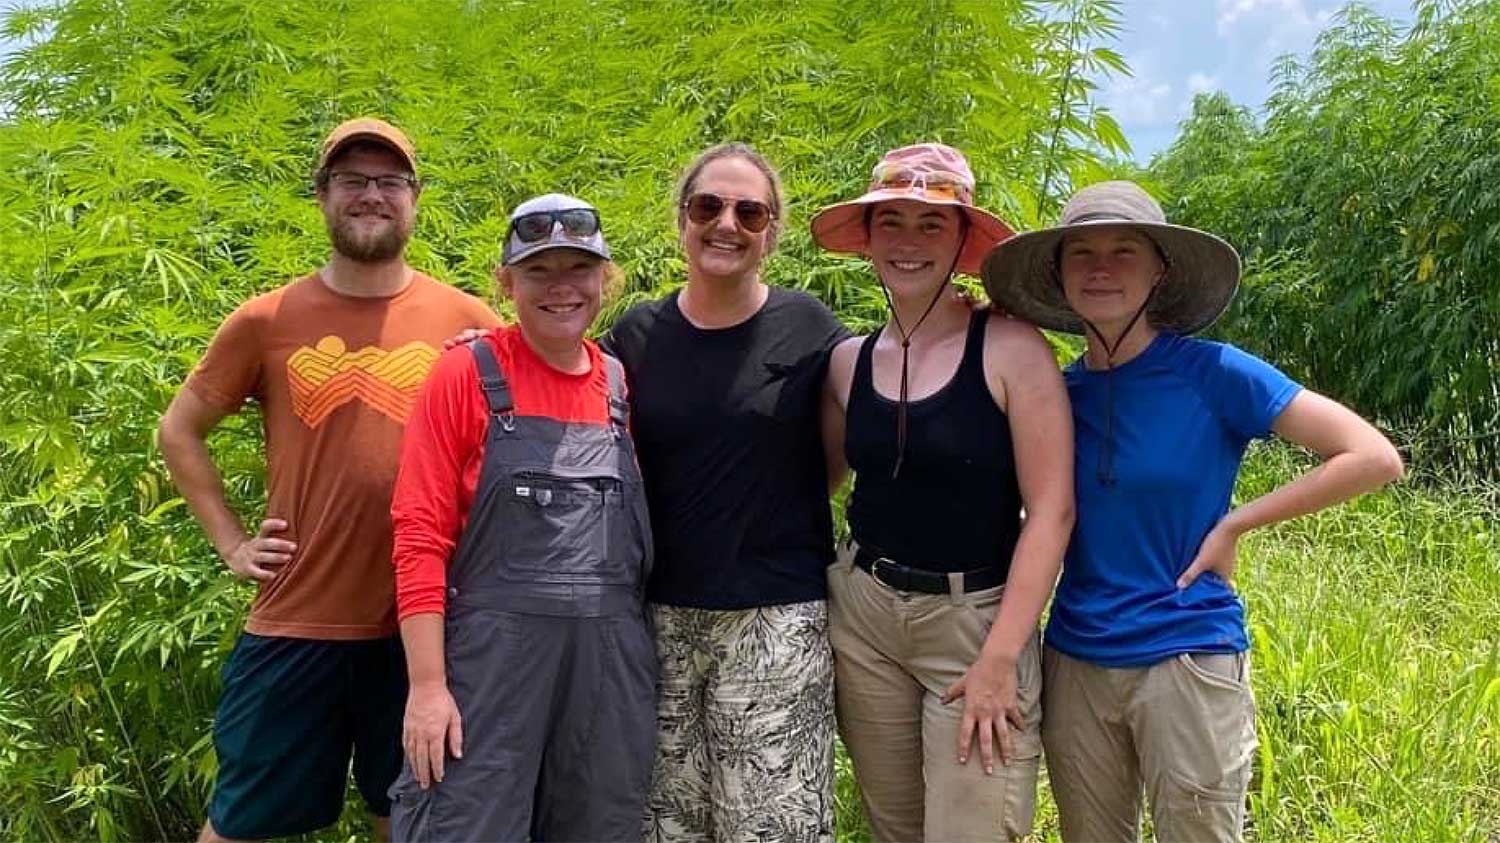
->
[682, 193, 774, 233]
[510, 209, 601, 243]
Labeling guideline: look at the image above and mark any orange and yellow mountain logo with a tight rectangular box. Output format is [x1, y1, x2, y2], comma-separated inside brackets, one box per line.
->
[286, 336, 439, 427]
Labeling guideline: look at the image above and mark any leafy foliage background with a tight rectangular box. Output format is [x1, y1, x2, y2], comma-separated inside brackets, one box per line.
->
[2, 0, 1496, 841]
[1152, 0, 1500, 482]
[0, 0, 1131, 838]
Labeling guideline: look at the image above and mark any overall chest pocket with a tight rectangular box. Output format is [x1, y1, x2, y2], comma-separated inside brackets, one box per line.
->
[498, 468, 639, 583]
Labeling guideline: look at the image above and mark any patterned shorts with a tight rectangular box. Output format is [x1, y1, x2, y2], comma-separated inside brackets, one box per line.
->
[644, 601, 836, 843]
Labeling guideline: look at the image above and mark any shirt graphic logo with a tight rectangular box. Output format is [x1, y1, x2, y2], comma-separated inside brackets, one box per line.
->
[286, 335, 439, 427]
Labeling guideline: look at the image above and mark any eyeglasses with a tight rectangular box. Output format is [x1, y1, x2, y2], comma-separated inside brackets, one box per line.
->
[509, 208, 601, 243]
[681, 193, 775, 233]
[327, 172, 418, 194]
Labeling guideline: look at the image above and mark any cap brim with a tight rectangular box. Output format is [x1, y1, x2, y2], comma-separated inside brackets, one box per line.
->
[810, 192, 1016, 276]
[980, 220, 1241, 335]
[503, 239, 612, 267]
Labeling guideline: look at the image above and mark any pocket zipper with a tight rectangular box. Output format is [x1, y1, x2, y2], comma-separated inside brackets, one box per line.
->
[512, 470, 622, 558]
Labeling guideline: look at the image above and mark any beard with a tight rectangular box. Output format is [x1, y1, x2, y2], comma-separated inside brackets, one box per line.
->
[326, 209, 412, 262]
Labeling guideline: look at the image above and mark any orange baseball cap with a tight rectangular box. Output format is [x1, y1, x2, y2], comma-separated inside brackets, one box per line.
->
[317, 117, 416, 173]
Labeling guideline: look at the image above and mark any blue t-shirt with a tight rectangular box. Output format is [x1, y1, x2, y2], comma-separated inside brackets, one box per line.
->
[1046, 333, 1302, 668]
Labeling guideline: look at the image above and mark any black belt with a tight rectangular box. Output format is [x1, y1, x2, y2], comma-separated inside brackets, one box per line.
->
[853, 547, 1005, 595]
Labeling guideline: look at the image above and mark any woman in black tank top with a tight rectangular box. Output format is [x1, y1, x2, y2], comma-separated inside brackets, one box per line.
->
[810, 144, 1075, 842]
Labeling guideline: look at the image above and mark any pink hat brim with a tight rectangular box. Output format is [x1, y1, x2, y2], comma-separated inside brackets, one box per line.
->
[810, 190, 1016, 276]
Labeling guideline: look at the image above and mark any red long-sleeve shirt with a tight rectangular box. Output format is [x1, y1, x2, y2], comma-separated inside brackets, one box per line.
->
[391, 326, 612, 620]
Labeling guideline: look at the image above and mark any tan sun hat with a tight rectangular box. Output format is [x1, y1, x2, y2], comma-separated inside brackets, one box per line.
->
[317, 117, 417, 173]
[810, 143, 1015, 275]
[980, 180, 1240, 335]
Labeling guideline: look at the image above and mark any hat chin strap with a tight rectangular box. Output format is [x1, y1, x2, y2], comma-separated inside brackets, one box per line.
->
[1079, 279, 1160, 488]
[878, 238, 965, 480]
[1080, 279, 1159, 365]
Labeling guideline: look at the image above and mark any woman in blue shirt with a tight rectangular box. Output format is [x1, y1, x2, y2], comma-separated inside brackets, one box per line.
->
[981, 180, 1404, 843]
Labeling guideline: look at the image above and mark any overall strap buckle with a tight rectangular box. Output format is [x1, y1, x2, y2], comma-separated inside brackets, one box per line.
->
[467, 337, 516, 432]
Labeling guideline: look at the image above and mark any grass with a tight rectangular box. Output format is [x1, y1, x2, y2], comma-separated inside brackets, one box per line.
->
[833, 442, 1500, 842]
[15, 440, 1492, 843]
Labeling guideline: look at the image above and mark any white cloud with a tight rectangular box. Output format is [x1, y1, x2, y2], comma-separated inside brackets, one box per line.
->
[1216, 0, 1327, 35]
[1186, 72, 1220, 94]
[1099, 63, 1176, 129]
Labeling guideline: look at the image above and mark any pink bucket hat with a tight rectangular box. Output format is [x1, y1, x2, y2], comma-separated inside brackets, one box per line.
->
[810, 143, 1015, 275]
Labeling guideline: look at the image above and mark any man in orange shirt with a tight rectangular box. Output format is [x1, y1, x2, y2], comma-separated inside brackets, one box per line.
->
[157, 118, 501, 843]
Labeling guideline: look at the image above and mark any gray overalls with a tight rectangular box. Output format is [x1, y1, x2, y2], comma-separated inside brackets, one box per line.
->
[391, 340, 658, 842]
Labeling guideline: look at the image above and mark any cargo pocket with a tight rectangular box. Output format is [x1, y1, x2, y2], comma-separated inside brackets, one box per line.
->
[1011, 631, 1044, 761]
[388, 772, 433, 842]
[1160, 767, 1248, 842]
[391, 761, 519, 842]
[500, 468, 626, 581]
[999, 755, 1041, 841]
[1154, 652, 1255, 842]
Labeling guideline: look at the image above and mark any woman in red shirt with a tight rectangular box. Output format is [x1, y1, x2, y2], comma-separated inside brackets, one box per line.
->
[386, 194, 656, 842]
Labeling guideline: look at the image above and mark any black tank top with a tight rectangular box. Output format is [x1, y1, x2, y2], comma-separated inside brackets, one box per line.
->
[845, 311, 1023, 573]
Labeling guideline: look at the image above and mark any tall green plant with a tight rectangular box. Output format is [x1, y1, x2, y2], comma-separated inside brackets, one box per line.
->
[0, 0, 1127, 838]
[1153, 0, 1500, 482]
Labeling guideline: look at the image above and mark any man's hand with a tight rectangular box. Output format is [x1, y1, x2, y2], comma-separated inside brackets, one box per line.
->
[404, 682, 464, 789]
[442, 328, 489, 350]
[223, 518, 296, 582]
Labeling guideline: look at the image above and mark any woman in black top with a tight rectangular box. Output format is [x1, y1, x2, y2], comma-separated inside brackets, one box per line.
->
[813, 143, 1074, 842]
[603, 143, 847, 842]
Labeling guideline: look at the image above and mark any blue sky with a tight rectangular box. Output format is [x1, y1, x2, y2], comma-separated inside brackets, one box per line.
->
[1108, 0, 1415, 162]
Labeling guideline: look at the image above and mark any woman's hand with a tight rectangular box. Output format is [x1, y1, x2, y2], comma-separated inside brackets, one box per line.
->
[403, 681, 463, 789]
[1177, 519, 1243, 589]
[942, 651, 1024, 774]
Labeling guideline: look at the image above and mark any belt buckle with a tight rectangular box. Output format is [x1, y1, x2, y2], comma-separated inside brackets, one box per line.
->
[871, 557, 902, 591]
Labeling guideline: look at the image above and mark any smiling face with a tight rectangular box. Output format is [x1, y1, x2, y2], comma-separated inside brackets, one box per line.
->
[501, 248, 605, 350]
[678, 156, 775, 285]
[316, 144, 417, 262]
[865, 199, 966, 297]
[1058, 225, 1167, 330]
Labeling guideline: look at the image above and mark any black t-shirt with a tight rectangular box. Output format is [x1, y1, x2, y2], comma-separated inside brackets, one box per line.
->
[601, 286, 849, 609]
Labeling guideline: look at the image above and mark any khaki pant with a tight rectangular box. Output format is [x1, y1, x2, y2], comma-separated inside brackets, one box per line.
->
[828, 547, 1042, 843]
[1042, 645, 1257, 843]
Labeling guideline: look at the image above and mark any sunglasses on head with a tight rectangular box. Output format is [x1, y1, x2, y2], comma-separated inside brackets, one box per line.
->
[509, 208, 601, 244]
[681, 193, 774, 233]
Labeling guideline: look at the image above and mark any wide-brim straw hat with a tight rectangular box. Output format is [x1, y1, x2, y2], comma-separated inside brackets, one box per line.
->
[810, 143, 1015, 276]
[981, 181, 1240, 335]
